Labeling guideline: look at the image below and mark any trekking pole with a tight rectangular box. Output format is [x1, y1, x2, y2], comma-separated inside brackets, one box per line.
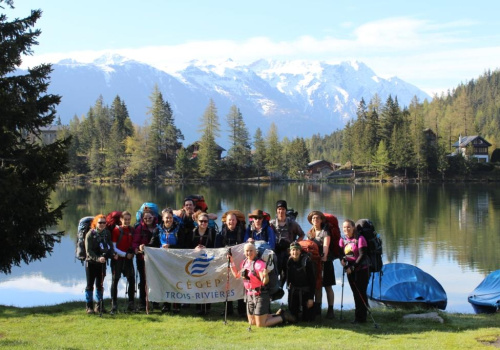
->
[352, 279, 379, 329]
[340, 266, 345, 320]
[224, 248, 231, 325]
[100, 262, 105, 318]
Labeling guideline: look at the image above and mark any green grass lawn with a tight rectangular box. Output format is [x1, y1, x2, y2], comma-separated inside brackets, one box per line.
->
[0, 301, 498, 349]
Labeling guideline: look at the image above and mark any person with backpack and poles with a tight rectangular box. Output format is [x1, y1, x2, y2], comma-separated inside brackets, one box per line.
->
[285, 242, 316, 322]
[109, 211, 136, 314]
[339, 219, 370, 324]
[307, 210, 336, 319]
[227, 242, 296, 328]
[84, 214, 115, 314]
[270, 200, 305, 287]
[216, 210, 247, 317]
[244, 209, 276, 250]
[133, 207, 159, 312]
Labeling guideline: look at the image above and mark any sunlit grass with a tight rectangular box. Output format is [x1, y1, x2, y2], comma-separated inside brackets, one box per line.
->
[0, 301, 498, 349]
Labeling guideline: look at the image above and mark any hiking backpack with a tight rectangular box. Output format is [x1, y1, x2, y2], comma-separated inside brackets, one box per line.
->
[253, 240, 285, 301]
[135, 202, 160, 224]
[323, 213, 342, 260]
[298, 240, 321, 288]
[354, 219, 383, 273]
[75, 216, 94, 262]
[106, 211, 122, 232]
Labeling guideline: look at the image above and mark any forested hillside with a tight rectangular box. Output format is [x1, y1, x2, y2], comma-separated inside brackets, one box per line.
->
[57, 70, 500, 181]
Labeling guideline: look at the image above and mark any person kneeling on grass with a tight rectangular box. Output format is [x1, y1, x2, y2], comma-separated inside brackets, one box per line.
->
[228, 242, 296, 327]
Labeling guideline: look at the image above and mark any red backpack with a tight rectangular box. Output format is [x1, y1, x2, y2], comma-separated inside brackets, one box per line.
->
[298, 240, 322, 289]
[323, 213, 341, 260]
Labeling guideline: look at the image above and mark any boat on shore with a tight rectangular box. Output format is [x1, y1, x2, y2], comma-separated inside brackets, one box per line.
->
[468, 269, 500, 314]
[367, 263, 447, 310]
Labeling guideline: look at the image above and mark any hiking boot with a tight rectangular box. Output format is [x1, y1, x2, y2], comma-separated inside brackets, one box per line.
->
[326, 308, 335, 319]
[161, 303, 171, 313]
[86, 307, 95, 315]
[277, 308, 297, 324]
[127, 301, 136, 313]
[94, 302, 107, 314]
[110, 305, 118, 315]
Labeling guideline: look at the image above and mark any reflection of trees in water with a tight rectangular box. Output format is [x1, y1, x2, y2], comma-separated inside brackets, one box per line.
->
[52, 183, 498, 273]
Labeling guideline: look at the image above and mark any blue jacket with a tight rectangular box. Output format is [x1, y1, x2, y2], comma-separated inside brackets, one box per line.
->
[244, 220, 276, 249]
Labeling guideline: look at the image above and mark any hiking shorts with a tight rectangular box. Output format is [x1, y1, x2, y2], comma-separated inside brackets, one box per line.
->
[322, 260, 336, 287]
[246, 292, 270, 316]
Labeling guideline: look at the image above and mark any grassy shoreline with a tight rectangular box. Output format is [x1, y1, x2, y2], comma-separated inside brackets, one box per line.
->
[0, 301, 498, 349]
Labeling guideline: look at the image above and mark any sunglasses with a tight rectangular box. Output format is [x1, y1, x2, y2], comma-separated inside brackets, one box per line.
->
[199, 220, 208, 223]
[98, 221, 106, 224]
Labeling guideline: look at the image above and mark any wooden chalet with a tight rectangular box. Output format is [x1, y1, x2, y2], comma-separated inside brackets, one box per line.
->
[452, 135, 492, 162]
[306, 160, 336, 179]
[187, 141, 226, 160]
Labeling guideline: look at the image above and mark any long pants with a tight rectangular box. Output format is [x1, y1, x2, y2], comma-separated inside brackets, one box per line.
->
[347, 267, 370, 322]
[136, 257, 147, 306]
[85, 261, 106, 305]
[288, 287, 315, 321]
[111, 258, 135, 304]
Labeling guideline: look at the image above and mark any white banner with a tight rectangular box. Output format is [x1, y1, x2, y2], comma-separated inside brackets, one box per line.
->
[144, 244, 246, 303]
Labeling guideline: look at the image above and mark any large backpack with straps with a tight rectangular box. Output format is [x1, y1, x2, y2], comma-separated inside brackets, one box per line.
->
[298, 240, 322, 289]
[135, 202, 160, 224]
[355, 219, 383, 273]
[75, 216, 94, 262]
[324, 213, 341, 260]
[253, 241, 285, 301]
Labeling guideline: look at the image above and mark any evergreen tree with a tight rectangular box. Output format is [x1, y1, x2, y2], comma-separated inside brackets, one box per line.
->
[286, 138, 310, 179]
[226, 105, 251, 174]
[175, 147, 191, 181]
[0, 2, 69, 273]
[253, 128, 266, 178]
[197, 99, 220, 179]
[265, 123, 282, 178]
[340, 121, 354, 165]
[148, 85, 183, 173]
[105, 96, 133, 178]
[373, 140, 390, 176]
[125, 124, 155, 180]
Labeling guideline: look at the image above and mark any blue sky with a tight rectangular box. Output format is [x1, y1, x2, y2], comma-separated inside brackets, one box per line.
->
[6, 0, 500, 95]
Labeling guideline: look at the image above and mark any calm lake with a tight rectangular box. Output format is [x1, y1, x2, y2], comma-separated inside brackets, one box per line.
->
[0, 182, 498, 313]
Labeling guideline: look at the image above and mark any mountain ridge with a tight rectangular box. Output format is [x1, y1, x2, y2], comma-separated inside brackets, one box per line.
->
[38, 55, 430, 147]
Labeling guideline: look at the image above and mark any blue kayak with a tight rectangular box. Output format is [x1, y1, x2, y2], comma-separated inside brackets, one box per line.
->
[468, 269, 500, 314]
[367, 263, 447, 310]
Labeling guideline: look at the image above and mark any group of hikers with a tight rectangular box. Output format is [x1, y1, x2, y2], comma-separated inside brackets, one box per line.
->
[82, 197, 372, 327]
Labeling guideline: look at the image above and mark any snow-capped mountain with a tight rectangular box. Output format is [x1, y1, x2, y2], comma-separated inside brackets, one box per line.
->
[38, 55, 430, 148]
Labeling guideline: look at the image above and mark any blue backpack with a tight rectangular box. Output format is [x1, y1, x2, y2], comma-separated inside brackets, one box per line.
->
[135, 202, 160, 224]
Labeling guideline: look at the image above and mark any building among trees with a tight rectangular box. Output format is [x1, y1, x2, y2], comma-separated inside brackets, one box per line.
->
[452, 135, 492, 162]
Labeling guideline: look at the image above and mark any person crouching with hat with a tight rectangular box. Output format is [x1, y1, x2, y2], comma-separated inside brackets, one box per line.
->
[307, 210, 336, 319]
[243, 209, 276, 249]
[285, 242, 316, 322]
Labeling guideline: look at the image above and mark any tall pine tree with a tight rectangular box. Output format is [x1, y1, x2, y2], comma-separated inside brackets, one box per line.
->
[0, 1, 69, 273]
